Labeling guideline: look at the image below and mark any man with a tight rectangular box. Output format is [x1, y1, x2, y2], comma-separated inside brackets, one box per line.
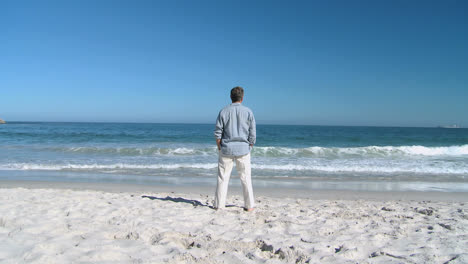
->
[214, 86, 256, 212]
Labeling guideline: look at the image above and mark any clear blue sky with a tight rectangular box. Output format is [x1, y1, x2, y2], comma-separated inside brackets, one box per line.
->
[1, 0, 467, 126]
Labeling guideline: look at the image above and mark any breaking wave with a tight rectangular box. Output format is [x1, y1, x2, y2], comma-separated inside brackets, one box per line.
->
[2, 162, 467, 175]
[253, 145, 468, 157]
[27, 144, 468, 157]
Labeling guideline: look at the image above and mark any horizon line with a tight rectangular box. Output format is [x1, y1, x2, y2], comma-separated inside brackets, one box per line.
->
[1, 120, 464, 129]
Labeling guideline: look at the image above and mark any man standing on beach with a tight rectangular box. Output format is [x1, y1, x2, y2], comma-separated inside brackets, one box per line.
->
[214, 86, 256, 211]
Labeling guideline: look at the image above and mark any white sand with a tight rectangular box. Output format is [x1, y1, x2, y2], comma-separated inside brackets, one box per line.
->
[0, 185, 467, 263]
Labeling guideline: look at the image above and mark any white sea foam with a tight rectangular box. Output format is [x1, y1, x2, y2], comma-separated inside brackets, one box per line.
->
[44, 146, 216, 156]
[25, 144, 468, 157]
[252, 164, 468, 174]
[254, 145, 468, 157]
[1, 163, 218, 171]
[2, 161, 467, 175]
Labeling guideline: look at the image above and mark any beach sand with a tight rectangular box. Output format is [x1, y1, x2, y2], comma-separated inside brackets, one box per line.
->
[1, 181, 467, 263]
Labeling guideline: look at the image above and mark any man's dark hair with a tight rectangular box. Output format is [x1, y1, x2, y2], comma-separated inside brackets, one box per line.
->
[230, 86, 244, 102]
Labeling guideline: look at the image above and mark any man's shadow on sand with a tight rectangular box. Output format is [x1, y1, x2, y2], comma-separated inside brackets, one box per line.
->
[141, 195, 240, 210]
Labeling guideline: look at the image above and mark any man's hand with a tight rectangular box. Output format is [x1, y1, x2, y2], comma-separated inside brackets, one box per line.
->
[216, 139, 221, 151]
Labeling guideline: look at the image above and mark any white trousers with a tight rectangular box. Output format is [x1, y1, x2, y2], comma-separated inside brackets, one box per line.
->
[214, 152, 255, 209]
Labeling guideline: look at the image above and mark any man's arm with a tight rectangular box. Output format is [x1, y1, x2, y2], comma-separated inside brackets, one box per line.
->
[216, 139, 221, 150]
[248, 112, 256, 147]
[214, 112, 223, 150]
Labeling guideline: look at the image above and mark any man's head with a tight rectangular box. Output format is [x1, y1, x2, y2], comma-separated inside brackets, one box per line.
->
[230, 86, 244, 103]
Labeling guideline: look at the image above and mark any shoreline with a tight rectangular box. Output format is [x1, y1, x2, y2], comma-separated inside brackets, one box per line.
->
[1, 179, 467, 202]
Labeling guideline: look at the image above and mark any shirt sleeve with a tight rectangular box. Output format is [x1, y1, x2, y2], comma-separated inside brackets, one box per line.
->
[248, 111, 256, 145]
[214, 111, 223, 140]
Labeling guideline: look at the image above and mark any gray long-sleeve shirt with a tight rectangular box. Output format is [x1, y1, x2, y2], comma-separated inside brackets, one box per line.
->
[214, 103, 256, 156]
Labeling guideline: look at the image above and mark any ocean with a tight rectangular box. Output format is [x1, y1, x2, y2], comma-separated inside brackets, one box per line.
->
[1, 122, 467, 192]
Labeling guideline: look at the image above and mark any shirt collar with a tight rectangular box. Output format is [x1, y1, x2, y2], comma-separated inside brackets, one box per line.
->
[231, 102, 241, 106]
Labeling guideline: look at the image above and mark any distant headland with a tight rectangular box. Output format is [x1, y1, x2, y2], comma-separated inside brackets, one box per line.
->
[0, 119, 5, 124]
